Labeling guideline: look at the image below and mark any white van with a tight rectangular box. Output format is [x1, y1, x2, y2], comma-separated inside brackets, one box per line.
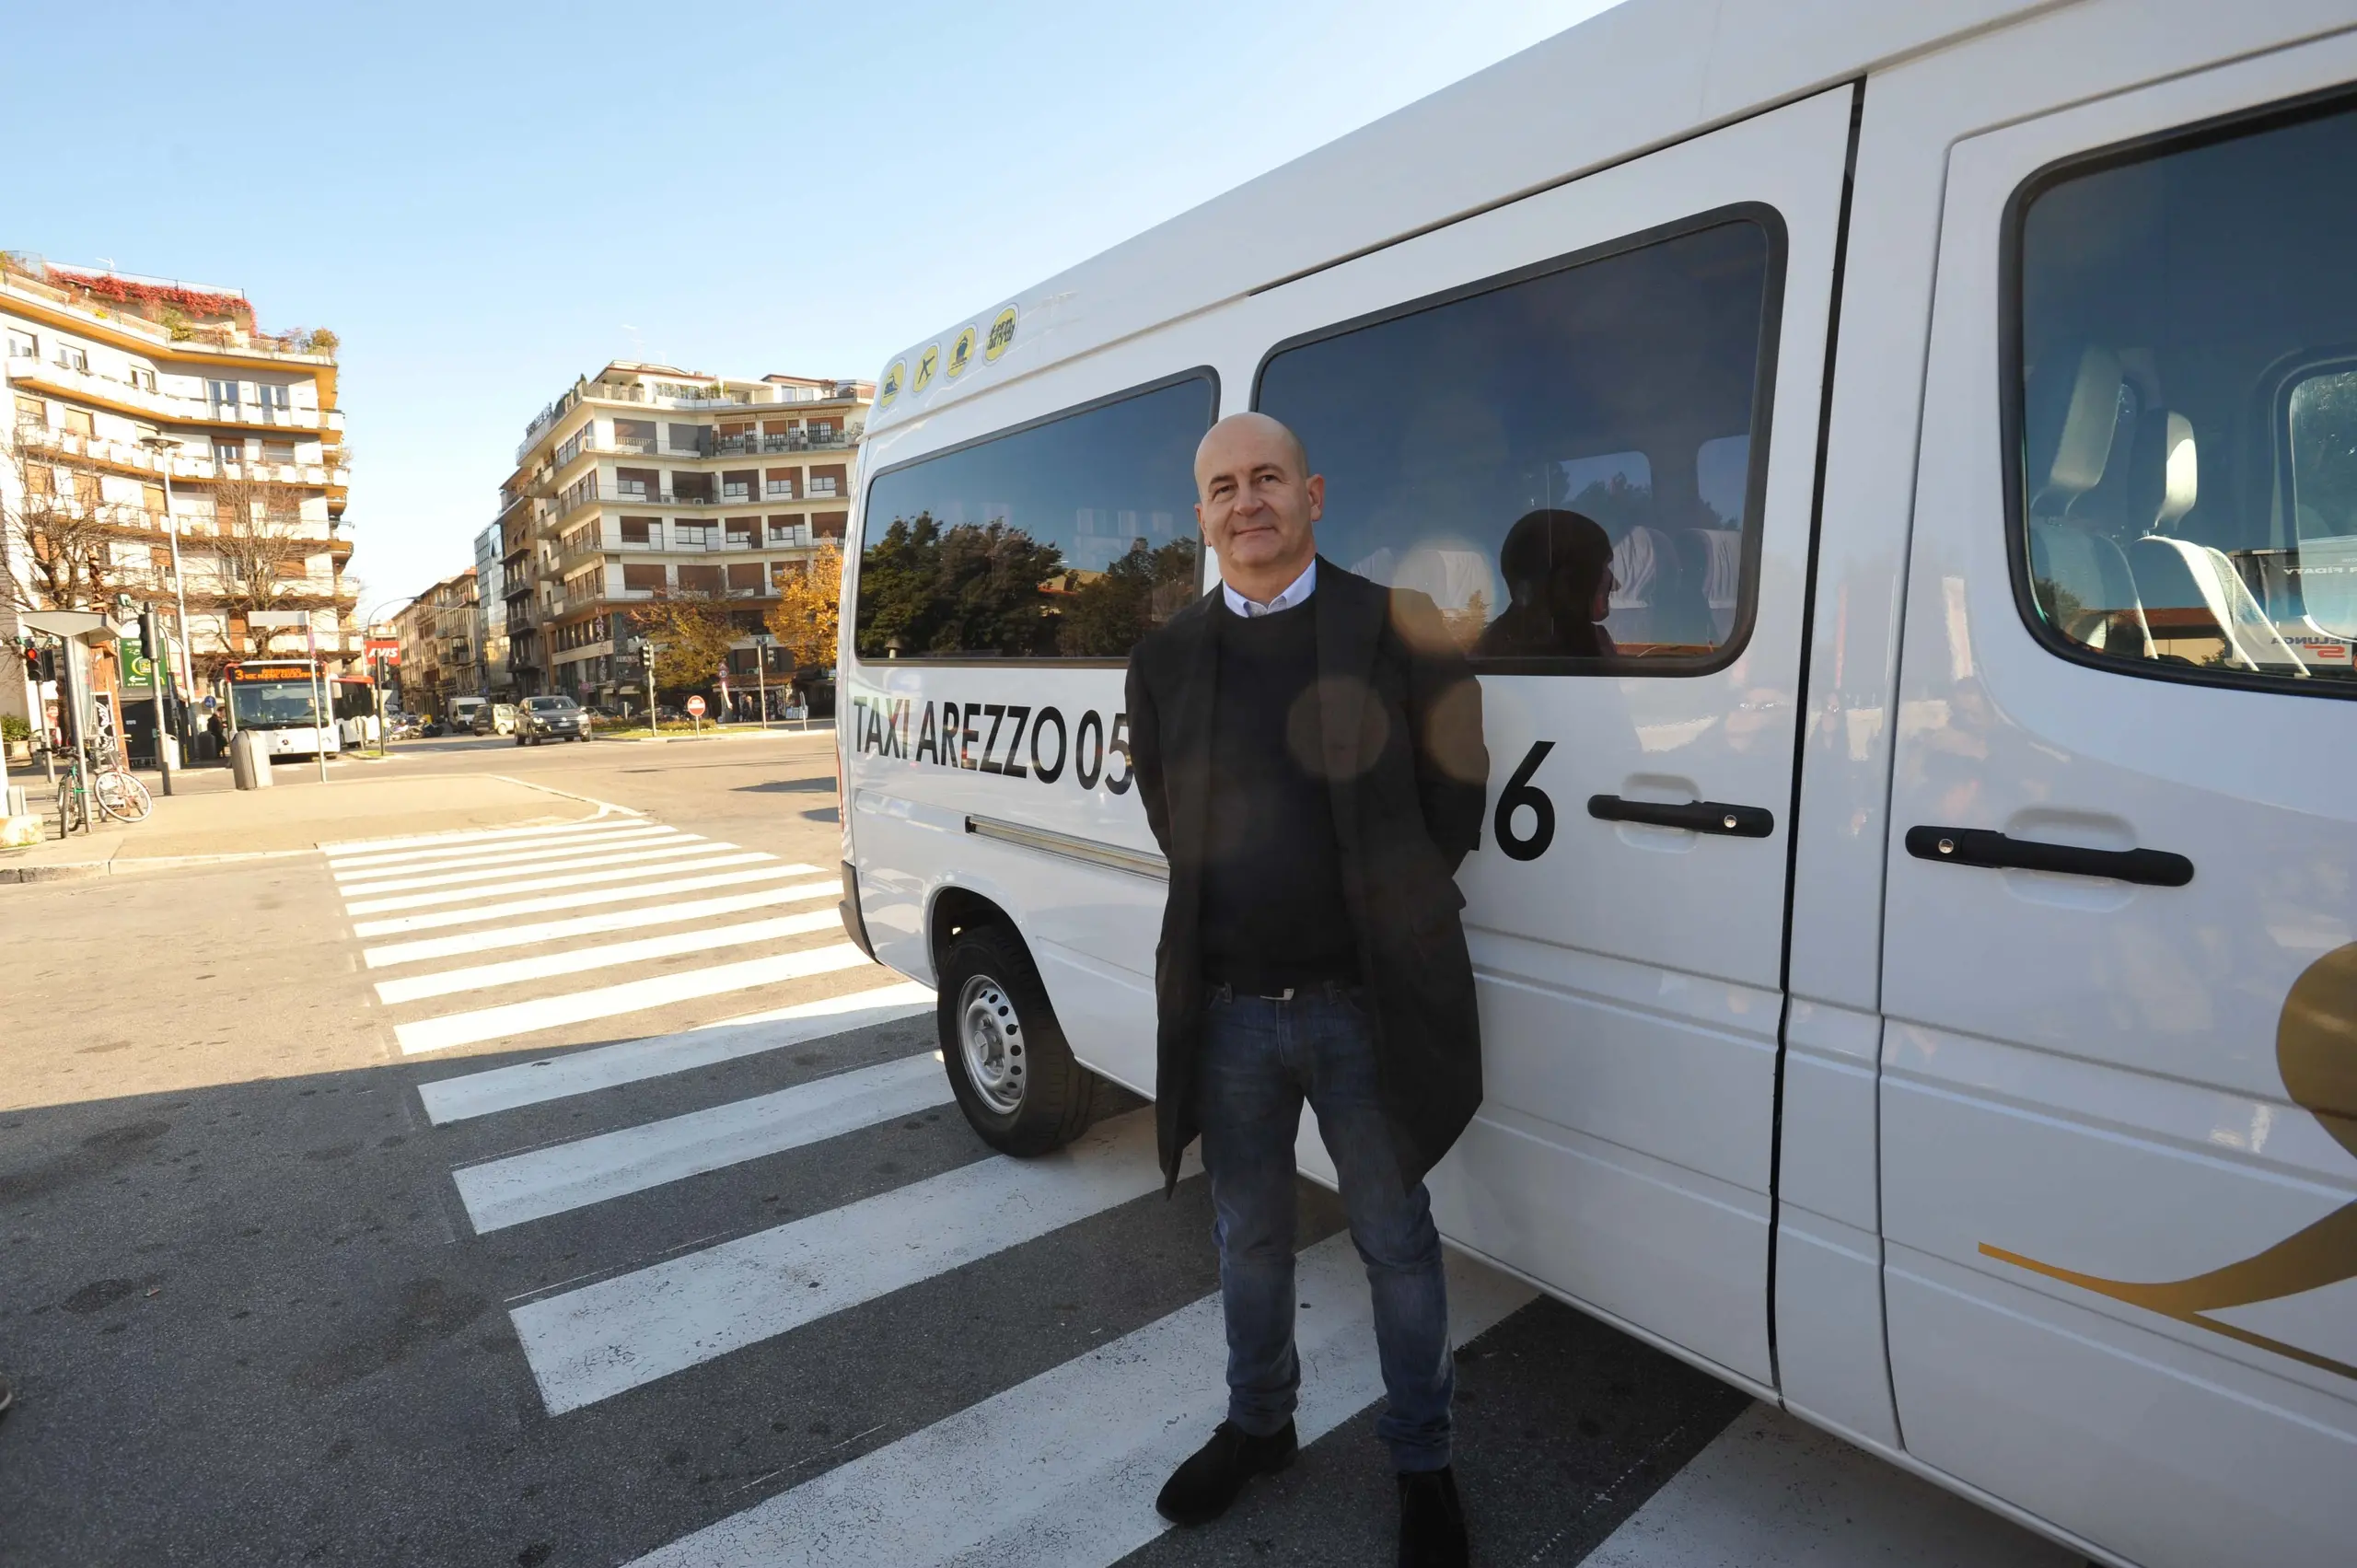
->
[835, 6, 2357, 1564]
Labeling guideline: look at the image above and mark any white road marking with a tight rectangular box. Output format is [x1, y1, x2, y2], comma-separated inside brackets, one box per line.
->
[321, 814, 639, 857]
[340, 837, 727, 897]
[331, 826, 691, 880]
[375, 911, 843, 1005]
[625, 1233, 1534, 1568]
[513, 1109, 1192, 1413]
[453, 1053, 952, 1233]
[393, 943, 873, 1055]
[362, 882, 837, 970]
[1584, 1403, 2082, 1568]
[343, 850, 773, 915]
[414, 982, 935, 1124]
[351, 865, 824, 937]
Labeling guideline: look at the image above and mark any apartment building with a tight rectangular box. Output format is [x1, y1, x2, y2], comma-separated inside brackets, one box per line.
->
[393, 568, 480, 720]
[472, 521, 511, 700]
[0, 253, 353, 719]
[498, 362, 870, 706]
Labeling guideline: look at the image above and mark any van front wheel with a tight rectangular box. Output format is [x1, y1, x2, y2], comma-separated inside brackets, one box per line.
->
[937, 923, 1099, 1156]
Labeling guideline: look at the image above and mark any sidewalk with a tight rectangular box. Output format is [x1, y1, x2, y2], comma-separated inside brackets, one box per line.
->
[0, 767, 613, 882]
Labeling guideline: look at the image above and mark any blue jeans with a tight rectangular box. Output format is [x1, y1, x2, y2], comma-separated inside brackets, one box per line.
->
[1196, 983, 1453, 1472]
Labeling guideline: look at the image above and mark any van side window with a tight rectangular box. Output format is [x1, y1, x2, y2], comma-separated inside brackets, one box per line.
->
[2014, 97, 2357, 690]
[1255, 215, 1780, 669]
[853, 372, 1215, 662]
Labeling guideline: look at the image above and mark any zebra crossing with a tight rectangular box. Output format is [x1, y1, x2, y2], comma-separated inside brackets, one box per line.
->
[318, 810, 2052, 1567]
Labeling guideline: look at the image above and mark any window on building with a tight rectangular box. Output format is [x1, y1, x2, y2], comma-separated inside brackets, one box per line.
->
[807, 463, 846, 498]
[614, 468, 657, 500]
[813, 511, 848, 540]
[1256, 215, 1778, 667]
[674, 521, 712, 547]
[765, 469, 796, 498]
[61, 409, 93, 438]
[128, 366, 156, 393]
[722, 470, 756, 501]
[26, 464, 52, 495]
[206, 378, 239, 409]
[853, 372, 1213, 660]
[12, 394, 42, 427]
[620, 517, 658, 546]
[724, 518, 758, 548]
[667, 424, 708, 457]
[678, 563, 724, 594]
[256, 383, 291, 412]
[613, 418, 656, 453]
[6, 330, 35, 359]
[726, 562, 765, 594]
[672, 472, 714, 504]
[55, 344, 87, 372]
[151, 547, 173, 574]
[767, 516, 802, 544]
[143, 485, 166, 518]
[2013, 96, 2357, 691]
[261, 439, 296, 466]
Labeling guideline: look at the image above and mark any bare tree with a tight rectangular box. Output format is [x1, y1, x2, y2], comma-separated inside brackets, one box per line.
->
[192, 464, 326, 676]
[3, 422, 138, 616]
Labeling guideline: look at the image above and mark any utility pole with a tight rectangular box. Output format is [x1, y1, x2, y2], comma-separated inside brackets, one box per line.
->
[137, 434, 197, 733]
[140, 608, 176, 796]
[753, 629, 770, 729]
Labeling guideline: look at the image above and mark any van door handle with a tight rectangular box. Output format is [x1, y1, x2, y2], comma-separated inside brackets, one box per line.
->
[1904, 826, 2193, 887]
[1587, 795, 1774, 838]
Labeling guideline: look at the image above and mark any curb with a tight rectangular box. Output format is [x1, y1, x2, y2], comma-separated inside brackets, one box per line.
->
[1, 846, 323, 884]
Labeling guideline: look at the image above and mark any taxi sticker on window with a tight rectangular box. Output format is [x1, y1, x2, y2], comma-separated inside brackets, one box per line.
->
[879, 359, 906, 409]
[984, 305, 1018, 363]
[911, 343, 941, 395]
[947, 325, 977, 379]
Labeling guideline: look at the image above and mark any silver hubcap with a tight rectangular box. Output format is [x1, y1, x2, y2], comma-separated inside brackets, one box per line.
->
[958, 973, 1027, 1115]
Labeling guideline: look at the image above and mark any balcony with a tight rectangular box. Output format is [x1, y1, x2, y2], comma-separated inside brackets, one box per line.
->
[6, 354, 341, 434]
[12, 422, 337, 489]
[711, 428, 858, 457]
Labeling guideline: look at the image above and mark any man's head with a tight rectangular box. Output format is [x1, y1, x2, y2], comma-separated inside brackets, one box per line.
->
[1194, 412, 1323, 598]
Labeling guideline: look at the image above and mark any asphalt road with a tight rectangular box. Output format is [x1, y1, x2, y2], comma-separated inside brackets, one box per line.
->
[0, 733, 2074, 1568]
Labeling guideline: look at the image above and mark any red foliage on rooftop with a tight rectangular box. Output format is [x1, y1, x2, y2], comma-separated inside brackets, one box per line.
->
[47, 267, 253, 322]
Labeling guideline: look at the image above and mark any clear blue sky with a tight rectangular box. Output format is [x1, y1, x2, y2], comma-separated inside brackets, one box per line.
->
[6, 0, 1616, 610]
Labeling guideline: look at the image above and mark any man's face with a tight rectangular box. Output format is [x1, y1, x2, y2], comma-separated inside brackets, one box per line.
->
[1194, 414, 1323, 579]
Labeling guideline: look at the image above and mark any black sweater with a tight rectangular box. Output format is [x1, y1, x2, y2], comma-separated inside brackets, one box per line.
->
[1198, 598, 1358, 992]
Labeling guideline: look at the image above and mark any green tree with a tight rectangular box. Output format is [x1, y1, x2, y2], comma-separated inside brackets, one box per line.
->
[1057, 537, 1202, 656]
[853, 512, 1067, 659]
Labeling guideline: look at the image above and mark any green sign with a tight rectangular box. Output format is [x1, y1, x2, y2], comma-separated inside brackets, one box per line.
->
[117, 635, 168, 693]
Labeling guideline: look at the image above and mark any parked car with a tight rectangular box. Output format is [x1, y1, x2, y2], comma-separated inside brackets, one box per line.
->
[515, 694, 590, 745]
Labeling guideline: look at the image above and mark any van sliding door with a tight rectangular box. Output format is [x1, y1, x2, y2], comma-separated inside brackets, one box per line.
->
[1248, 85, 1855, 1387]
[1883, 36, 2357, 1568]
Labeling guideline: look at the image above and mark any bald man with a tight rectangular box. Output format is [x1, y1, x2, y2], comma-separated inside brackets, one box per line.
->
[1125, 413, 1490, 1566]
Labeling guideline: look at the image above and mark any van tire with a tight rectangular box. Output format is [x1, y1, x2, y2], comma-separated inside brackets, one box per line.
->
[936, 923, 1100, 1156]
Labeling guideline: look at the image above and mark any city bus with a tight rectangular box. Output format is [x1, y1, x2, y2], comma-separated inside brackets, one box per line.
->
[219, 659, 340, 760]
[832, 5, 2357, 1566]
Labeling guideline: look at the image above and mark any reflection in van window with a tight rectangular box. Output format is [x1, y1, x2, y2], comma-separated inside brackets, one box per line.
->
[1257, 217, 1777, 667]
[853, 375, 1214, 661]
[2016, 99, 2357, 688]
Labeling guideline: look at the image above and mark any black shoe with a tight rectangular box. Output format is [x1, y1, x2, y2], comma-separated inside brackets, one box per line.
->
[1155, 1419, 1297, 1526]
[1397, 1466, 1468, 1568]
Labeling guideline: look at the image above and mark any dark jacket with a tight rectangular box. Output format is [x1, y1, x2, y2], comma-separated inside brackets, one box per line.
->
[1125, 560, 1490, 1193]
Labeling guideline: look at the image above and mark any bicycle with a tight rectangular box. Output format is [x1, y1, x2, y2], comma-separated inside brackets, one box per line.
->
[53, 739, 153, 836]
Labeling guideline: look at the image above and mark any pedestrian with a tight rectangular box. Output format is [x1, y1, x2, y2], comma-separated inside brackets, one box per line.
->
[1125, 412, 1490, 1566]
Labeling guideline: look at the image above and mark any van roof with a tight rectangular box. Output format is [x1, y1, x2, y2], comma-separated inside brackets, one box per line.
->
[865, 0, 2057, 436]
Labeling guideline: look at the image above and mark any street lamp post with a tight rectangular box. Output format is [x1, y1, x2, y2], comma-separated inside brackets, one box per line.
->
[752, 630, 770, 730]
[137, 434, 196, 755]
[359, 596, 414, 759]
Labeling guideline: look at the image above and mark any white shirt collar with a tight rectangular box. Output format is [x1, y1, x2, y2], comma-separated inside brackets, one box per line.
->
[1220, 556, 1318, 619]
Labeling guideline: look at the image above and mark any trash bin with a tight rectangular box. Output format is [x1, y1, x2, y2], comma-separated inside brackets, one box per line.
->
[230, 730, 274, 790]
